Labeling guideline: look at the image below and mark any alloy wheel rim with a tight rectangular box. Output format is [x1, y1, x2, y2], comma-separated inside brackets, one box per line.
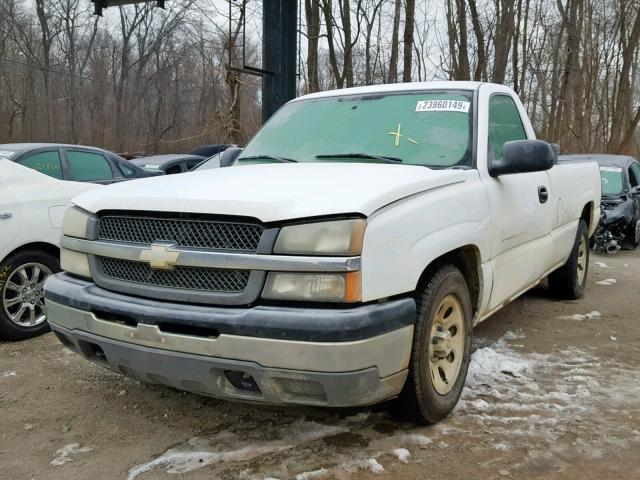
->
[428, 294, 465, 395]
[577, 235, 587, 285]
[2, 262, 52, 328]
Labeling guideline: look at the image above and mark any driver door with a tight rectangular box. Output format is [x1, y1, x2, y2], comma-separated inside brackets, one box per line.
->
[483, 95, 554, 311]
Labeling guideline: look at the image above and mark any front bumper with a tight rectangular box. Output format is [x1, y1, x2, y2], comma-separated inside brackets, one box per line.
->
[44, 273, 416, 407]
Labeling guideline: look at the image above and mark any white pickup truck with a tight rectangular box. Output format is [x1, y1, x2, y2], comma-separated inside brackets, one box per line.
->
[44, 82, 601, 423]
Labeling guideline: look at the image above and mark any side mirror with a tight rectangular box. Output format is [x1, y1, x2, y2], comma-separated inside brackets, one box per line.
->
[220, 147, 243, 167]
[489, 139, 555, 177]
[631, 186, 640, 195]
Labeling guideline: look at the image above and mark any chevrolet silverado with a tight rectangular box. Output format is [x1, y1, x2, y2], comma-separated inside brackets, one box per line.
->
[44, 82, 601, 423]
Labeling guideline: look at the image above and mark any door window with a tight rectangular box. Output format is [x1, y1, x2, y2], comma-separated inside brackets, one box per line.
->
[66, 150, 114, 181]
[117, 160, 137, 178]
[488, 95, 527, 160]
[628, 162, 640, 188]
[185, 159, 203, 170]
[165, 163, 183, 174]
[19, 150, 63, 179]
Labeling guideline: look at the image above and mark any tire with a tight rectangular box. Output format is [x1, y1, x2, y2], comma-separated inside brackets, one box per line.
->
[0, 249, 59, 341]
[393, 264, 473, 424]
[548, 219, 589, 300]
[625, 219, 640, 249]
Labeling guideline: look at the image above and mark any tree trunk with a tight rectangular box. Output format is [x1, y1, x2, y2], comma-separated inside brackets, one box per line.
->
[305, 0, 320, 92]
[402, 0, 415, 82]
[321, 0, 343, 88]
[341, 0, 354, 87]
[387, 0, 402, 83]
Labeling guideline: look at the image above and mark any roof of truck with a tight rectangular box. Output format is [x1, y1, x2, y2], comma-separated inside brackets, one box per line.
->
[294, 81, 488, 102]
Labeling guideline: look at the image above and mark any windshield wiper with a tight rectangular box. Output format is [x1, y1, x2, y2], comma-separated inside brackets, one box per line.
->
[315, 153, 403, 164]
[238, 155, 297, 163]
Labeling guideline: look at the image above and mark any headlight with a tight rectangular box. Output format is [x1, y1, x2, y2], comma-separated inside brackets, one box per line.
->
[274, 219, 366, 255]
[62, 206, 91, 239]
[60, 248, 91, 278]
[262, 272, 361, 302]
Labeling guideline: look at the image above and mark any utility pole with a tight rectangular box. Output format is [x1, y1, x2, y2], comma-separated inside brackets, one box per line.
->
[262, 0, 297, 123]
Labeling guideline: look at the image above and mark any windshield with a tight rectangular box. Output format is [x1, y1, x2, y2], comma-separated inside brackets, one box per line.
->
[194, 152, 222, 171]
[600, 166, 624, 195]
[238, 90, 474, 168]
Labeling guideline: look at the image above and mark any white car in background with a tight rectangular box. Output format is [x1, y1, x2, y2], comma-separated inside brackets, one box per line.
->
[0, 159, 98, 340]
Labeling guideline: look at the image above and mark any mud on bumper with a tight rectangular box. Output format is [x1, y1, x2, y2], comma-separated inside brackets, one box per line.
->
[44, 273, 415, 407]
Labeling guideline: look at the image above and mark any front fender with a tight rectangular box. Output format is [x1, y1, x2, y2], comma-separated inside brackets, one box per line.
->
[360, 178, 491, 302]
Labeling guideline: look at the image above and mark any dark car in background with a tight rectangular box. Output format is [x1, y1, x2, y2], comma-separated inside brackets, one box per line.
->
[562, 154, 640, 252]
[0, 143, 157, 184]
[190, 144, 233, 158]
[193, 147, 243, 171]
[130, 154, 205, 175]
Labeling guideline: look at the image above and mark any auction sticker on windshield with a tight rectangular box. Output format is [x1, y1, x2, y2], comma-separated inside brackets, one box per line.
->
[415, 100, 470, 113]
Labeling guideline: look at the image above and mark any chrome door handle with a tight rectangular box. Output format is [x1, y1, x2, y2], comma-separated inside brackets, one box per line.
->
[0, 211, 13, 220]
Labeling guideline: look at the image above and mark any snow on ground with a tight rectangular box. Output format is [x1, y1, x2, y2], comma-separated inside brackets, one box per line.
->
[51, 443, 93, 466]
[126, 336, 640, 479]
[295, 468, 329, 479]
[596, 278, 617, 285]
[501, 330, 526, 340]
[392, 448, 411, 463]
[453, 337, 640, 462]
[366, 458, 385, 473]
[1, 370, 16, 378]
[294, 456, 386, 479]
[127, 420, 347, 480]
[556, 311, 602, 320]
[594, 261, 612, 268]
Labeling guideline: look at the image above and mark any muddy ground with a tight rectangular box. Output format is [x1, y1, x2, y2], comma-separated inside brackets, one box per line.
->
[1, 251, 639, 480]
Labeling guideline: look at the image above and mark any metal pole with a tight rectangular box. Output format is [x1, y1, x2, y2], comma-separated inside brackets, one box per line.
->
[262, 0, 297, 123]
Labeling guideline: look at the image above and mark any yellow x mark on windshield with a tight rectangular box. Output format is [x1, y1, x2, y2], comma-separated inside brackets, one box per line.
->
[387, 123, 419, 147]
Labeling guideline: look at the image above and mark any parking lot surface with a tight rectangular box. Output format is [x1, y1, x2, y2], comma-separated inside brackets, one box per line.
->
[1, 252, 639, 480]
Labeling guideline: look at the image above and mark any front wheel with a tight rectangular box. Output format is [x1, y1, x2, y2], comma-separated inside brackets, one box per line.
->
[0, 249, 59, 341]
[394, 264, 473, 424]
[548, 219, 589, 299]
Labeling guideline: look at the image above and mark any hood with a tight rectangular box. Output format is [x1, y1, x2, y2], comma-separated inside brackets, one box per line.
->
[72, 163, 467, 222]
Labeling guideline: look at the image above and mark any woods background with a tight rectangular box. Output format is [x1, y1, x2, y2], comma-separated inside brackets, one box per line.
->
[0, 0, 639, 156]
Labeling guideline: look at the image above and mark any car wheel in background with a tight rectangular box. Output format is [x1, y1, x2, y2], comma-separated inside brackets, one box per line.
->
[0, 249, 59, 341]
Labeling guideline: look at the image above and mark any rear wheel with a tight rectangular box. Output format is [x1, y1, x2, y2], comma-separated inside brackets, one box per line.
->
[393, 264, 472, 424]
[0, 249, 59, 341]
[548, 219, 589, 299]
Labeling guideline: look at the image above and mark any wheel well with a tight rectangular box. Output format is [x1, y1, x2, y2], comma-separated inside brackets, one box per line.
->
[580, 202, 594, 231]
[2, 242, 59, 263]
[416, 245, 482, 316]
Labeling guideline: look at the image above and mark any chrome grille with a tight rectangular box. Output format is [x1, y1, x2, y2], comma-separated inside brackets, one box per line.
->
[97, 215, 263, 252]
[98, 257, 250, 293]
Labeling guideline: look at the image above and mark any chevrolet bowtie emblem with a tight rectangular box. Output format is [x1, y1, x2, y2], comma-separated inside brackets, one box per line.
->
[139, 243, 180, 270]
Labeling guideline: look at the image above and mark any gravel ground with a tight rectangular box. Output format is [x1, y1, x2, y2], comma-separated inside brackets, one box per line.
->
[1, 251, 639, 480]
